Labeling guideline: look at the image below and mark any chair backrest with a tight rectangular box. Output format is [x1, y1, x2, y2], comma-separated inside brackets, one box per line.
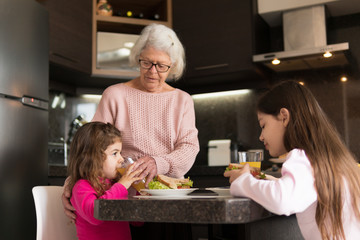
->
[32, 186, 78, 240]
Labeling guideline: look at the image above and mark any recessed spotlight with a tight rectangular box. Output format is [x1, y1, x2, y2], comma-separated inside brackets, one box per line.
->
[124, 42, 134, 48]
[340, 76, 347, 82]
[272, 58, 280, 65]
[323, 51, 332, 58]
[298, 81, 305, 86]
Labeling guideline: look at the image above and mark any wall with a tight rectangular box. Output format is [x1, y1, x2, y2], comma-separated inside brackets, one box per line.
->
[192, 89, 265, 166]
[271, 75, 360, 160]
[190, 77, 360, 167]
[48, 77, 360, 168]
[48, 92, 100, 165]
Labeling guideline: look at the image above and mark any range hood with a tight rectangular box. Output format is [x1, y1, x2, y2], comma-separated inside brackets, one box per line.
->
[253, 5, 349, 72]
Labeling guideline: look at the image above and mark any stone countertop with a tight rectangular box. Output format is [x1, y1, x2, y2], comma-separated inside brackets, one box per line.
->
[48, 164, 68, 177]
[94, 196, 273, 224]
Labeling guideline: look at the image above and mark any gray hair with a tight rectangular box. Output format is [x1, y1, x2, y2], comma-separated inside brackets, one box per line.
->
[129, 23, 185, 80]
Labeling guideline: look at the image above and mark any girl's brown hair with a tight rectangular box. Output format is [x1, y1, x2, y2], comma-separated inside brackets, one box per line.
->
[257, 81, 360, 240]
[67, 122, 122, 197]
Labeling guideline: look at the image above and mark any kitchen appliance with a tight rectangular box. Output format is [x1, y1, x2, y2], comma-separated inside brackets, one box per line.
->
[253, 3, 350, 72]
[208, 139, 238, 166]
[48, 140, 68, 166]
[0, 0, 49, 239]
[96, 31, 139, 78]
[67, 114, 88, 144]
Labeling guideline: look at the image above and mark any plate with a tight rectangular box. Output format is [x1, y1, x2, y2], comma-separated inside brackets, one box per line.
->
[206, 187, 231, 196]
[140, 188, 198, 196]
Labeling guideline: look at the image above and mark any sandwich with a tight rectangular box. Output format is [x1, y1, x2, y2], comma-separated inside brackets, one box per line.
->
[226, 163, 267, 179]
[149, 175, 193, 189]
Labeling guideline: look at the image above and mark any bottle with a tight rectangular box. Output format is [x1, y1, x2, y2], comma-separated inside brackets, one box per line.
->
[134, 12, 144, 19]
[67, 114, 88, 144]
[126, 10, 133, 18]
[117, 157, 146, 192]
[96, 0, 113, 16]
[152, 14, 160, 20]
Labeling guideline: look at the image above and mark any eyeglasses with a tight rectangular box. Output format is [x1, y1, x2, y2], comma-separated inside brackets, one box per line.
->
[139, 60, 171, 73]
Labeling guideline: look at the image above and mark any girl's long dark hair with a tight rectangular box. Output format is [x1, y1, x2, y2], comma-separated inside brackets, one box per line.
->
[257, 81, 360, 240]
[67, 122, 122, 197]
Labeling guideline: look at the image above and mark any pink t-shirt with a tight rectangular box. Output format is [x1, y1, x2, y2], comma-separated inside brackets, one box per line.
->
[92, 83, 200, 178]
[71, 179, 131, 240]
[230, 149, 360, 240]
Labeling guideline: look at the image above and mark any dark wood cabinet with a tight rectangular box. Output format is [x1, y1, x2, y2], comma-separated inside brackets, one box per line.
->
[172, 0, 270, 91]
[39, 0, 92, 73]
[39, 0, 172, 78]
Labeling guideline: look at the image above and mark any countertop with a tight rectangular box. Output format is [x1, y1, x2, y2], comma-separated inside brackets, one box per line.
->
[48, 164, 68, 177]
[94, 195, 273, 224]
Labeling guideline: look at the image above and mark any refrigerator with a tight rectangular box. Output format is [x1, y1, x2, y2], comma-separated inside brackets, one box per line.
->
[0, 0, 49, 239]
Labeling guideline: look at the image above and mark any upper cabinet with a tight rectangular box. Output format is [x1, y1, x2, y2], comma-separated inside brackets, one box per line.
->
[172, 0, 270, 90]
[39, 0, 92, 74]
[40, 0, 172, 79]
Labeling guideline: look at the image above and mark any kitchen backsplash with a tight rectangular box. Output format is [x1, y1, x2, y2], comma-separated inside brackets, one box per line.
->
[49, 78, 360, 166]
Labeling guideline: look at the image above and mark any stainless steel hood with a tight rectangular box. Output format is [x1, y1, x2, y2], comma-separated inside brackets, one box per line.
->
[253, 5, 349, 72]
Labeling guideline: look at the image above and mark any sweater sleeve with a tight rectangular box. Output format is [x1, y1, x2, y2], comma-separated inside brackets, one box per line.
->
[154, 95, 200, 178]
[71, 180, 128, 225]
[230, 149, 317, 216]
[92, 86, 117, 124]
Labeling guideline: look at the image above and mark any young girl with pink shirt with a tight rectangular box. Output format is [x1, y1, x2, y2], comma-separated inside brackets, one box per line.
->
[67, 122, 142, 240]
[225, 81, 360, 239]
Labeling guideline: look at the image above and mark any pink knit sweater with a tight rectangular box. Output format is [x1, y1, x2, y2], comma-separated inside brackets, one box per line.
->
[92, 83, 199, 178]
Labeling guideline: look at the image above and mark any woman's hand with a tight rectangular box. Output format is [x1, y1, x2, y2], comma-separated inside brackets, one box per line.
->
[132, 156, 157, 187]
[118, 164, 143, 189]
[224, 163, 250, 183]
[62, 176, 76, 222]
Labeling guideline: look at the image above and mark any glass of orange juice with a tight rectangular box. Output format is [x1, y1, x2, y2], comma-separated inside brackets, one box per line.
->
[117, 157, 146, 192]
[238, 150, 263, 177]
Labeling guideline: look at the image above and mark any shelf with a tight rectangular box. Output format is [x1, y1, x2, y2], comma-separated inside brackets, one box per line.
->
[91, 0, 172, 78]
[96, 15, 171, 34]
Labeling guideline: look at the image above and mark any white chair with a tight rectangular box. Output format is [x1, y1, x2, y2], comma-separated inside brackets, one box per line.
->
[32, 186, 78, 240]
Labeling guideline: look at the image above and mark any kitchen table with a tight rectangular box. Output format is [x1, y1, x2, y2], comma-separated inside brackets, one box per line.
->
[94, 195, 271, 224]
[94, 193, 303, 240]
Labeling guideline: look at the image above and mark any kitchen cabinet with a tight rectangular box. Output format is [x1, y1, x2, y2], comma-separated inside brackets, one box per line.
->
[39, 0, 172, 78]
[172, 0, 270, 89]
[38, 0, 92, 73]
[91, 0, 173, 78]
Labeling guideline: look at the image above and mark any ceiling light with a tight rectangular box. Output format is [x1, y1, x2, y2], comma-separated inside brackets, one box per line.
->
[124, 42, 134, 48]
[51, 95, 60, 109]
[81, 94, 102, 100]
[340, 76, 347, 82]
[192, 89, 251, 99]
[272, 58, 280, 65]
[323, 51, 332, 58]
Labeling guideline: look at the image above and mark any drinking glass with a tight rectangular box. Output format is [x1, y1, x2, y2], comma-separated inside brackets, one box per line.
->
[238, 149, 264, 175]
[117, 156, 146, 192]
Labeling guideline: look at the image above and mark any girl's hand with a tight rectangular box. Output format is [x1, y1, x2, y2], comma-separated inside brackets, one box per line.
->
[224, 163, 250, 183]
[118, 164, 143, 189]
[131, 156, 157, 187]
[62, 176, 76, 222]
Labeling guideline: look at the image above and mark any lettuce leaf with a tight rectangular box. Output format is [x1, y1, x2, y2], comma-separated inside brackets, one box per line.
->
[148, 180, 170, 189]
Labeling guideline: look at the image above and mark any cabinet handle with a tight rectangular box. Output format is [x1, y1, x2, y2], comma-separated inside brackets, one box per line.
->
[194, 63, 229, 71]
[51, 52, 78, 63]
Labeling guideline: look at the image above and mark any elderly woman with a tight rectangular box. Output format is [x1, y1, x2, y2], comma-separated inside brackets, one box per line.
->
[62, 23, 200, 221]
